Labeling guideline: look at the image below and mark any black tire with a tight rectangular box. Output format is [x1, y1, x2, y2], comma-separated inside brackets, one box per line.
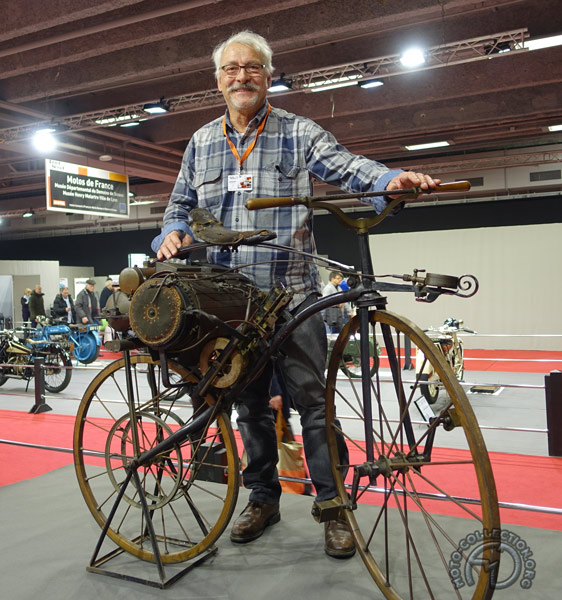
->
[325, 310, 500, 600]
[43, 348, 72, 393]
[419, 372, 440, 404]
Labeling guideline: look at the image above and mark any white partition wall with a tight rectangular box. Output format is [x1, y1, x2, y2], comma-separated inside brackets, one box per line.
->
[369, 223, 562, 351]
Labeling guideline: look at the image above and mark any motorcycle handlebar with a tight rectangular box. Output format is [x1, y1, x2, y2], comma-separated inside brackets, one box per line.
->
[246, 181, 471, 211]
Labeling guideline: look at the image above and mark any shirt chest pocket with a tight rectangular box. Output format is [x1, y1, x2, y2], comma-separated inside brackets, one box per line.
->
[261, 161, 310, 196]
[193, 167, 223, 208]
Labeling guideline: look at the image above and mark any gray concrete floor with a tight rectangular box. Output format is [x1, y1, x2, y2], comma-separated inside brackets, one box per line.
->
[0, 358, 559, 599]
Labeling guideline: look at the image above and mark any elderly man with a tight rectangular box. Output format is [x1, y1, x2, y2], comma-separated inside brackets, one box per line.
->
[153, 30, 440, 558]
[75, 279, 100, 324]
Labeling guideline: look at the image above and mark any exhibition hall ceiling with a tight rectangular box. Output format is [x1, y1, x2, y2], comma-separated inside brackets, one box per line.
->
[1, 0, 561, 229]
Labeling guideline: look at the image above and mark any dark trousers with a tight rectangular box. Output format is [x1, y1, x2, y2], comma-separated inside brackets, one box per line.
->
[236, 295, 346, 504]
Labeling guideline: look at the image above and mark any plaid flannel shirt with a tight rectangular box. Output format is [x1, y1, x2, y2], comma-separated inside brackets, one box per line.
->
[152, 102, 402, 305]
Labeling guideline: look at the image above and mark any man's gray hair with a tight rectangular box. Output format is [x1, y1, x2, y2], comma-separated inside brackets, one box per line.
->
[212, 30, 274, 78]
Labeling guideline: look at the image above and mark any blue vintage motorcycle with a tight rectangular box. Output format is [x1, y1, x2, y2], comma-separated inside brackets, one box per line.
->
[31, 318, 100, 364]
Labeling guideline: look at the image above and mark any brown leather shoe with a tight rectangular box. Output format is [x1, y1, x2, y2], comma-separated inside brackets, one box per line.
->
[324, 518, 356, 558]
[230, 501, 281, 543]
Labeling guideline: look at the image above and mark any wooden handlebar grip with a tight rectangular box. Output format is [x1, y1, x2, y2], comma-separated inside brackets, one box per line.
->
[246, 196, 297, 210]
[433, 181, 471, 193]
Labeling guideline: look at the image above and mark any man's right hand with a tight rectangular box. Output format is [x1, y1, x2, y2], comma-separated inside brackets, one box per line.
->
[157, 231, 194, 260]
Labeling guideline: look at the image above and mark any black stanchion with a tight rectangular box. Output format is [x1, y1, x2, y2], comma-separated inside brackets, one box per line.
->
[545, 370, 562, 457]
[29, 357, 52, 414]
[403, 334, 413, 370]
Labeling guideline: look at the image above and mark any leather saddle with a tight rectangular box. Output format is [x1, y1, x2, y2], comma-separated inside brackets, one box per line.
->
[191, 208, 276, 246]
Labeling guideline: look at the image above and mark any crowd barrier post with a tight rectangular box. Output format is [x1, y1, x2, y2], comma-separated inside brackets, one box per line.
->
[29, 357, 52, 414]
[403, 334, 413, 370]
[545, 370, 562, 457]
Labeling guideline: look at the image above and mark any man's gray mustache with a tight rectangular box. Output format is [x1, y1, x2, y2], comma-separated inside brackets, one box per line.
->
[227, 83, 259, 92]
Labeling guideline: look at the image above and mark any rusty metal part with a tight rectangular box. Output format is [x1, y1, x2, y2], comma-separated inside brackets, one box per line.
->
[199, 337, 246, 388]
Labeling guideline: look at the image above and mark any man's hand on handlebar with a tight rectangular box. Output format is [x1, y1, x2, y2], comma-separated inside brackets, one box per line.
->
[157, 230, 194, 260]
[386, 172, 441, 198]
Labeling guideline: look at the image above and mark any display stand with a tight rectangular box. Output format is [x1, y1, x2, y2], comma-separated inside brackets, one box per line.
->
[85, 465, 217, 588]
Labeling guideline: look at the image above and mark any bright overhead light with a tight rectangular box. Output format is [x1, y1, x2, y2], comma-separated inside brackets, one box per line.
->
[358, 79, 384, 89]
[268, 74, 293, 93]
[120, 121, 141, 128]
[306, 75, 361, 93]
[32, 128, 57, 152]
[524, 34, 562, 51]
[548, 124, 562, 132]
[22, 209, 35, 218]
[130, 199, 158, 206]
[405, 141, 450, 151]
[143, 99, 170, 114]
[400, 48, 425, 68]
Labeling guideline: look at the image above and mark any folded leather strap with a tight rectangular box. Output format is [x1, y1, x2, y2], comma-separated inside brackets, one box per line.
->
[191, 207, 276, 246]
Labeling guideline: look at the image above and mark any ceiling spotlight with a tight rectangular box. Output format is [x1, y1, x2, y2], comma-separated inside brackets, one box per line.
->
[22, 209, 35, 218]
[99, 154, 112, 161]
[306, 75, 362, 93]
[358, 78, 384, 89]
[268, 74, 293, 93]
[405, 141, 450, 151]
[32, 127, 57, 152]
[548, 124, 562, 132]
[120, 121, 140, 127]
[143, 99, 170, 114]
[400, 48, 425, 68]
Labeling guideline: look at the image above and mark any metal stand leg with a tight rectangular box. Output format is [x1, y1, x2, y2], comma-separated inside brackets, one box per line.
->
[86, 467, 217, 588]
[84, 350, 218, 588]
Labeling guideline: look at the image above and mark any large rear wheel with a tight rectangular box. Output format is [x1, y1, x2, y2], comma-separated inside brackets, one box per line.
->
[73, 354, 239, 564]
[325, 311, 500, 600]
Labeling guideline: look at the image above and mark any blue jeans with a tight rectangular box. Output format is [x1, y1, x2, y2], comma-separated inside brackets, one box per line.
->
[236, 294, 346, 504]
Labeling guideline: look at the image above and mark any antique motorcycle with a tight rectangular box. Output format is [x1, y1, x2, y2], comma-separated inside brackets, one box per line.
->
[416, 317, 476, 404]
[73, 183, 500, 599]
[0, 329, 72, 393]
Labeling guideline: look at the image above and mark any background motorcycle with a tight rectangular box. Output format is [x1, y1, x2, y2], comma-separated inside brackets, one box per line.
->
[0, 329, 72, 393]
[31, 317, 100, 365]
[415, 317, 476, 404]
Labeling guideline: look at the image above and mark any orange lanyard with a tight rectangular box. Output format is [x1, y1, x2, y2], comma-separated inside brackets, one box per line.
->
[222, 104, 271, 169]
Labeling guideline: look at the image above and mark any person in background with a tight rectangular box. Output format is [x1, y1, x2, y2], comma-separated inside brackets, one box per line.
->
[99, 277, 114, 310]
[21, 288, 32, 324]
[75, 279, 100, 324]
[322, 271, 346, 333]
[28, 284, 46, 327]
[52, 287, 75, 323]
[153, 30, 440, 559]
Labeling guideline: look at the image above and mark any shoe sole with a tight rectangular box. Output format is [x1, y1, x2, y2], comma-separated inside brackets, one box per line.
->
[324, 545, 356, 559]
[230, 511, 281, 543]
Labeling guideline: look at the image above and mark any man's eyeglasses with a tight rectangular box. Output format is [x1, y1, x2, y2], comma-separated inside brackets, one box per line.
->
[220, 63, 265, 77]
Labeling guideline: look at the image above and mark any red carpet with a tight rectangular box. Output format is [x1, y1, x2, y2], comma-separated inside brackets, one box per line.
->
[100, 349, 562, 374]
[377, 349, 562, 374]
[1, 409, 561, 531]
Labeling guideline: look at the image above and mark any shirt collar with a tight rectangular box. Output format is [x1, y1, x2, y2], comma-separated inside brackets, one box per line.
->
[224, 101, 270, 136]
